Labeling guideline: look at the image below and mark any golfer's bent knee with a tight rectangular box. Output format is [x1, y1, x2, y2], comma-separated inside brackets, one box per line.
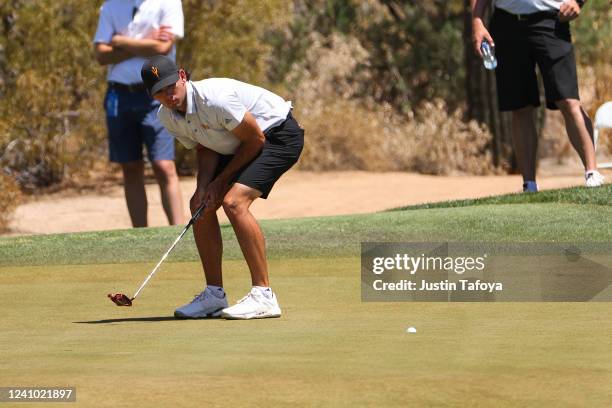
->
[222, 196, 247, 217]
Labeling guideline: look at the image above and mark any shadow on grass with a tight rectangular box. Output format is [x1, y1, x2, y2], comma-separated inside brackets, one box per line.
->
[74, 316, 187, 324]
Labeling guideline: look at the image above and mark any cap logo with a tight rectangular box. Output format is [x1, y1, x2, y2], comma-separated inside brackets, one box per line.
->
[151, 66, 159, 78]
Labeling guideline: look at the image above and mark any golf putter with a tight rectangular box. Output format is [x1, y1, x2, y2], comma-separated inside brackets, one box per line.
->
[108, 203, 207, 307]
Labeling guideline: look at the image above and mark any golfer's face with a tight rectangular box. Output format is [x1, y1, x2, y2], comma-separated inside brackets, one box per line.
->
[154, 79, 186, 111]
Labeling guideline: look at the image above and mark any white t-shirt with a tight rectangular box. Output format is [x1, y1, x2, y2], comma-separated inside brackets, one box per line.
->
[158, 79, 292, 155]
[494, 0, 567, 14]
[93, 0, 184, 85]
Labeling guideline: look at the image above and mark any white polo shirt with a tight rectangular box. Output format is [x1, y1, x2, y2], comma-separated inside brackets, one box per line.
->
[158, 79, 292, 155]
[494, 0, 565, 14]
[93, 0, 184, 85]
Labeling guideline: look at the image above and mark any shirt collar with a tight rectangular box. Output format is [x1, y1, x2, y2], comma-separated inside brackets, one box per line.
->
[185, 80, 195, 115]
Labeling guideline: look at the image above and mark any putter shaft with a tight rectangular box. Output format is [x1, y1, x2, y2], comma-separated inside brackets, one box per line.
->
[131, 203, 206, 300]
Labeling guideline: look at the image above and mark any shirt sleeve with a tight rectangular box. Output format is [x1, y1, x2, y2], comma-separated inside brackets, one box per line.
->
[93, 3, 114, 44]
[161, 0, 185, 39]
[210, 91, 247, 131]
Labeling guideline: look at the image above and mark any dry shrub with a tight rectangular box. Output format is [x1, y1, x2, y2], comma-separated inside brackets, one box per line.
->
[410, 100, 497, 175]
[296, 98, 413, 171]
[286, 32, 371, 102]
[296, 97, 497, 174]
[0, 173, 22, 232]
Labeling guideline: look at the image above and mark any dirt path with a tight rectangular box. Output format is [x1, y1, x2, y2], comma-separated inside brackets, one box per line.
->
[6, 162, 603, 236]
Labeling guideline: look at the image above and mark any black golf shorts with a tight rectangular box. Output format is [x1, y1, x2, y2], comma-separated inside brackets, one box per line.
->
[214, 111, 304, 199]
[490, 8, 580, 111]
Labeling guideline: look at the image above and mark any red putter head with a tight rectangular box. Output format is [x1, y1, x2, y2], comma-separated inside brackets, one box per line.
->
[108, 293, 133, 307]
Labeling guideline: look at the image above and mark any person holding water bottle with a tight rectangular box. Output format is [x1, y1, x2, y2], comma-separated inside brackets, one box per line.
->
[471, 0, 605, 191]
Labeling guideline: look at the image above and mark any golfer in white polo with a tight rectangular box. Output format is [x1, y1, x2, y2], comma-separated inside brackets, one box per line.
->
[141, 55, 304, 319]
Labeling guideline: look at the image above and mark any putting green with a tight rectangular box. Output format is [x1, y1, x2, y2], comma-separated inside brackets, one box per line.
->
[1, 257, 611, 407]
[2, 187, 611, 406]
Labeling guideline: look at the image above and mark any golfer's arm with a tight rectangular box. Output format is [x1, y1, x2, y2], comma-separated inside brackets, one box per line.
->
[94, 43, 133, 65]
[111, 35, 175, 57]
[196, 146, 219, 191]
[217, 112, 265, 183]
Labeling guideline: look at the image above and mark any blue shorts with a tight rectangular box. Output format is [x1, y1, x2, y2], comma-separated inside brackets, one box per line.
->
[104, 86, 175, 163]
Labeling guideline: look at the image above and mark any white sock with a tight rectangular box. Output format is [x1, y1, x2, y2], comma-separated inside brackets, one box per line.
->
[207, 285, 226, 298]
[253, 286, 273, 299]
[585, 170, 598, 178]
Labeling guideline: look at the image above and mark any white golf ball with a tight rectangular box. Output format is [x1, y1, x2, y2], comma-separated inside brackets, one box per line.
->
[406, 327, 417, 333]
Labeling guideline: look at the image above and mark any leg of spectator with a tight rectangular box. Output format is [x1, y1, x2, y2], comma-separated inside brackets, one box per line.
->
[152, 160, 185, 225]
[121, 160, 148, 227]
[556, 98, 597, 171]
[511, 106, 539, 182]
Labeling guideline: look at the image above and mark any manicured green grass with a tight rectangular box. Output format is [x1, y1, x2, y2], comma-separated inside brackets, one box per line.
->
[391, 183, 611, 210]
[1, 185, 611, 406]
[1, 203, 610, 267]
[2, 259, 611, 407]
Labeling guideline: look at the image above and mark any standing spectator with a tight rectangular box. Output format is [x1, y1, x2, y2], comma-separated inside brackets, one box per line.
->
[472, 0, 605, 191]
[93, 0, 185, 226]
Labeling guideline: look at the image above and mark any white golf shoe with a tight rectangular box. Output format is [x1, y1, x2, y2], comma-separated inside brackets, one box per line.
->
[174, 287, 228, 319]
[221, 287, 282, 320]
[585, 170, 605, 187]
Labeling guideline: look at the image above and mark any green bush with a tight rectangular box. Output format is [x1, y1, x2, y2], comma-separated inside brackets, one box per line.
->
[0, 0, 106, 190]
[268, 0, 466, 111]
[180, 0, 288, 83]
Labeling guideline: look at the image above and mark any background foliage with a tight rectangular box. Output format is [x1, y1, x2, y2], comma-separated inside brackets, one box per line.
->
[0, 0, 610, 227]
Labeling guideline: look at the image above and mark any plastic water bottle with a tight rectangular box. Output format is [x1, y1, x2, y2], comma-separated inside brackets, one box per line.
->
[480, 40, 497, 70]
